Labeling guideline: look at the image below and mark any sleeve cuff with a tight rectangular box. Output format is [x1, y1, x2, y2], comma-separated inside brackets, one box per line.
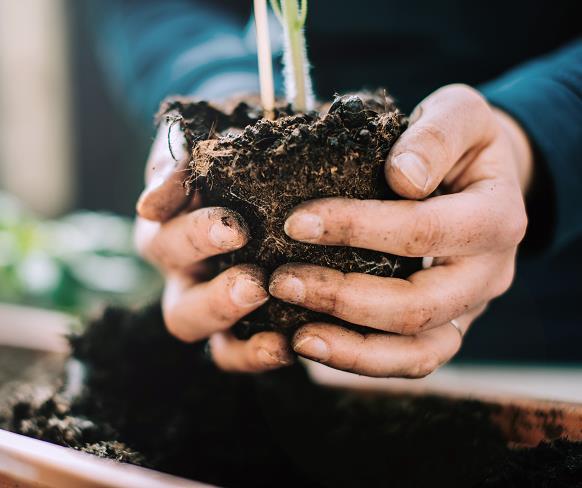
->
[480, 52, 582, 253]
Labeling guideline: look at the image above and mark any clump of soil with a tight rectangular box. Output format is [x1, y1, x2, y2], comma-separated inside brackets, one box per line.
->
[3, 304, 582, 487]
[159, 92, 422, 334]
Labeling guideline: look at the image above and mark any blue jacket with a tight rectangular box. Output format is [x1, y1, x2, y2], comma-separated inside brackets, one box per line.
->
[88, 0, 582, 361]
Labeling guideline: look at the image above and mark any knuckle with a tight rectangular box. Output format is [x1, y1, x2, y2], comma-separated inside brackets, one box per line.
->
[419, 122, 448, 147]
[134, 232, 148, 261]
[306, 269, 347, 315]
[460, 84, 484, 104]
[441, 84, 493, 125]
[407, 351, 441, 379]
[320, 282, 343, 316]
[163, 305, 195, 343]
[492, 262, 516, 297]
[414, 123, 450, 162]
[449, 84, 488, 109]
[134, 219, 158, 261]
[399, 307, 433, 335]
[506, 209, 528, 246]
[405, 209, 443, 256]
[135, 196, 162, 222]
[343, 214, 360, 247]
[329, 202, 361, 246]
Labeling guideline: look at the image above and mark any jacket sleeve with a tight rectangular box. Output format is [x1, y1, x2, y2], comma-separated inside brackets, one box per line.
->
[86, 0, 282, 128]
[480, 39, 582, 254]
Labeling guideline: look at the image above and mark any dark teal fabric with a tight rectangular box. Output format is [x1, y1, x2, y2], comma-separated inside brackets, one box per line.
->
[88, 1, 582, 361]
[481, 41, 582, 254]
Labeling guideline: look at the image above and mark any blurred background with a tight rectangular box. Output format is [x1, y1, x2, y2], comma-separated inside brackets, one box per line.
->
[0, 0, 160, 315]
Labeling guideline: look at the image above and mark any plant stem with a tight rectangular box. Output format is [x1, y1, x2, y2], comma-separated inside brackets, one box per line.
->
[254, 0, 275, 119]
[272, 0, 313, 112]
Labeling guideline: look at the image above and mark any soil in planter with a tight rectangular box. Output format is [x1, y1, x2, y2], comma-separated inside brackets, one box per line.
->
[3, 304, 582, 488]
[159, 92, 422, 335]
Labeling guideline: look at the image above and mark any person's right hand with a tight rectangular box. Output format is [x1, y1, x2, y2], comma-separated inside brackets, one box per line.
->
[135, 119, 293, 372]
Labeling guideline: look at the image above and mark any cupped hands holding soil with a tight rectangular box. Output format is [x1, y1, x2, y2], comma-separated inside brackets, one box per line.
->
[159, 91, 422, 337]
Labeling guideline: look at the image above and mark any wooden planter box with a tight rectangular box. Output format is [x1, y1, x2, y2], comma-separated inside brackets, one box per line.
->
[1, 304, 581, 487]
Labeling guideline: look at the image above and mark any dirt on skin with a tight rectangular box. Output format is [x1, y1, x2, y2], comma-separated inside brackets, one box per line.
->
[3, 304, 582, 488]
[159, 92, 422, 335]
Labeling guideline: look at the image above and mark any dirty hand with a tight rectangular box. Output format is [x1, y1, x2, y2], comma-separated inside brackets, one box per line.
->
[135, 120, 293, 372]
[270, 84, 532, 378]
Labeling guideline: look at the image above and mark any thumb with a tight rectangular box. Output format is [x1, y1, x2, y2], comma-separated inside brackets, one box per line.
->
[136, 116, 192, 222]
[386, 84, 495, 199]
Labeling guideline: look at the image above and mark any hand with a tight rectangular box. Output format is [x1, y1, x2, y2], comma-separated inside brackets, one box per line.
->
[270, 84, 532, 378]
[135, 119, 293, 372]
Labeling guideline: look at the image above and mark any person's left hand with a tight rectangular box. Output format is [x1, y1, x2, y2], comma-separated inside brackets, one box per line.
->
[269, 84, 533, 378]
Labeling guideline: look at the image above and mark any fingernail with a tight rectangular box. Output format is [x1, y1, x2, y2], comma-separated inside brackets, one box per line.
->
[230, 276, 268, 307]
[284, 212, 323, 241]
[392, 153, 429, 191]
[269, 275, 305, 304]
[209, 222, 245, 249]
[294, 336, 331, 362]
[257, 348, 292, 367]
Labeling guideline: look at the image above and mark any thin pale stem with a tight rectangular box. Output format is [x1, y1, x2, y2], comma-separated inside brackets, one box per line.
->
[254, 0, 275, 119]
[281, 0, 312, 112]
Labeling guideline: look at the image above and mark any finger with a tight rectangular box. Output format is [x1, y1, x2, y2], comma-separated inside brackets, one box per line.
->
[386, 84, 496, 199]
[136, 207, 249, 273]
[269, 256, 514, 335]
[284, 190, 527, 256]
[292, 305, 485, 377]
[137, 118, 192, 222]
[209, 330, 293, 373]
[162, 265, 269, 343]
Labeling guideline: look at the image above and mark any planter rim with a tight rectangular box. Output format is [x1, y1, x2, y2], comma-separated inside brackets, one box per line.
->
[0, 429, 212, 488]
[0, 303, 73, 353]
[307, 360, 582, 404]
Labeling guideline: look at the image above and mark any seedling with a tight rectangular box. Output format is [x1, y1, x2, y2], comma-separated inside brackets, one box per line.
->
[254, 0, 314, 113]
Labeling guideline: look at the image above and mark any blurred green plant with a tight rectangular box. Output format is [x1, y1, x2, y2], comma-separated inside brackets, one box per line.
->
[0, 192, 162, 316]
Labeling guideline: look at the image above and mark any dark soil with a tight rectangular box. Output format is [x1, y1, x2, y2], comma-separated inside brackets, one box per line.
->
[3, 304, 582, 487]
[159, 92, 422, 334]
[481, 440, 582, 487]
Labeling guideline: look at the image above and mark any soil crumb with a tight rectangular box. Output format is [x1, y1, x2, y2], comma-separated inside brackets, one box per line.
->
[3, 304, 582, 487]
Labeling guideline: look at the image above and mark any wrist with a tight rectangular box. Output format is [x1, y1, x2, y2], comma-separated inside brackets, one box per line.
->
[493, 108, 534, 195]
